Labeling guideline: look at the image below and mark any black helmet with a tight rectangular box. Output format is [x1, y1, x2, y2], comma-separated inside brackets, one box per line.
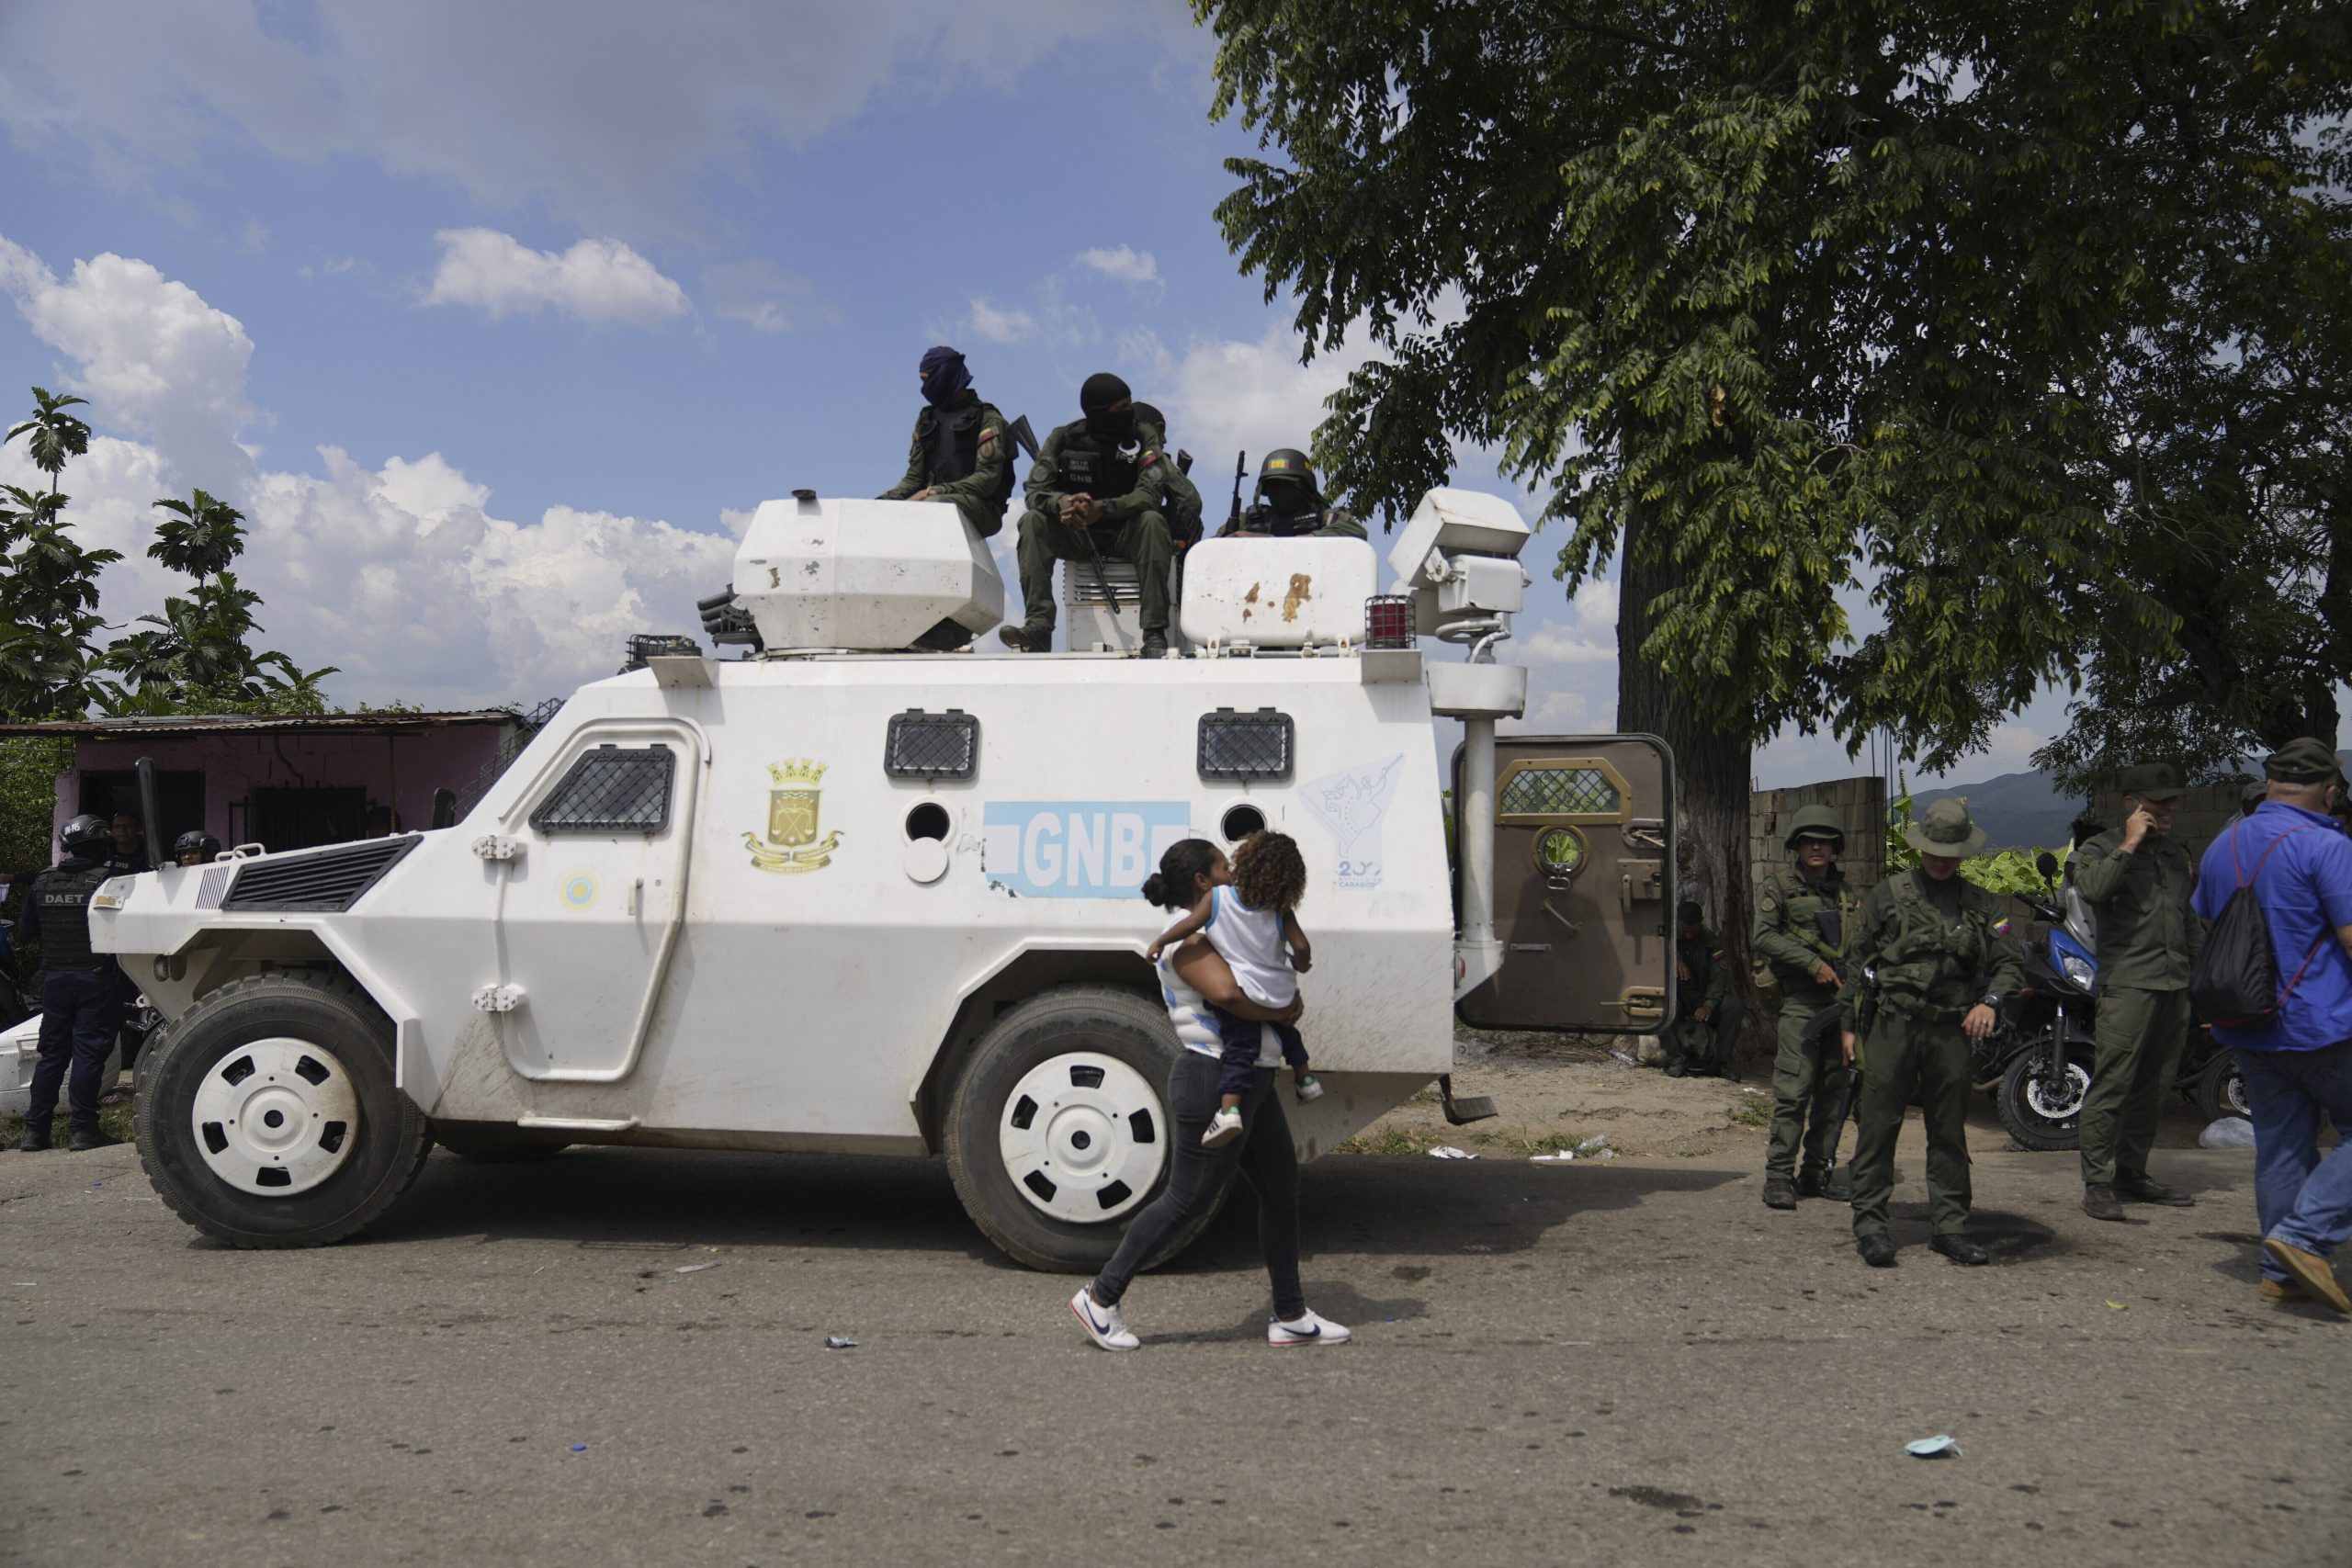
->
[1258, 448, 1315, 489]
[59, 813, 111, 854]
[174, 829, 222, 863]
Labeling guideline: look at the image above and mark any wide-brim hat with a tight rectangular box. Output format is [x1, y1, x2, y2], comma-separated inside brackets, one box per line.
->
[1904, 799, 1986, 859]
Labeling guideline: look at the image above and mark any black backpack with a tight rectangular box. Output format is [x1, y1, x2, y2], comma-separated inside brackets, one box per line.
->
[2189, 822, 2324, 1028]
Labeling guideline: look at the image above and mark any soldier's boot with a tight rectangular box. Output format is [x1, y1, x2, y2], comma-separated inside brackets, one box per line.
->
[1856, 1234, 1897, 1268]
[1797, 1166, 1849, 1201]
[1138, 627, 1169, 659]
[2116, 1176, 2194, 1207]
[1761, 1177, 1797, 1211]
[2081, 1182, 2126, 1222]
[999, 624, 1052, 653]
[67, 1125, 123, 1153]
[19, 1120, 53, 1152]
[1929, 1233, 1989, 1267]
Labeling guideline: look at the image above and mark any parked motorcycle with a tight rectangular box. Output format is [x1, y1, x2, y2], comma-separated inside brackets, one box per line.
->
[2178, 1022, 2247, 1125]
[1981, 852, 2099, 1151]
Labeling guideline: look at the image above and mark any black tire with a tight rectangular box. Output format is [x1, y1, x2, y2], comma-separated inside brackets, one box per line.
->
[1996, 1040, 2090, 1152]
[942, 984, 1225, 1273]
[435, 1130, 571, 1163]
[2194, 1049, 2249, 1125]
[133, 971, 431, 1248]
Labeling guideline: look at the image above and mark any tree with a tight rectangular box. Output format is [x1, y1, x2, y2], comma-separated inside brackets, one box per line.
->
[0, 483, 119, 720]
[105, 490, 336, 712]
[1196, 0, 2350, 1030]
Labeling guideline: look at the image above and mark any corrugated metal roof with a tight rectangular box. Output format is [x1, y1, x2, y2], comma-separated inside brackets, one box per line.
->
[0, 710, 519, 739]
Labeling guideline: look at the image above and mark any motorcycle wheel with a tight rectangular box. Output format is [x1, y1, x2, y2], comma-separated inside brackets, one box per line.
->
[2194, 1049, 2249, 1125]
[1997, 1043, 2089, 1152]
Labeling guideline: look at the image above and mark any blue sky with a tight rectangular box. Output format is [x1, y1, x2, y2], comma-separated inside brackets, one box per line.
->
[0, 0, 2175, 790]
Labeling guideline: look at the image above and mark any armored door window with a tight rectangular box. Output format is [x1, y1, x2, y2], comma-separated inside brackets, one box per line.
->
[1497, 759, 1627, 823]
[528, 746, 675, 833]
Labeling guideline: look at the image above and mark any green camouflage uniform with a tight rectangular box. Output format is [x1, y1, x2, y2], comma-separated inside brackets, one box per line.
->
[879, 396, 1015, 539]
[1012, 421, 1186, 637]
[2071, 814, 2201, 1189]
[1754, 853, 1860, 1182]
[1667, 924, 1736, 1075]
[1848, 866, 2026, 1239]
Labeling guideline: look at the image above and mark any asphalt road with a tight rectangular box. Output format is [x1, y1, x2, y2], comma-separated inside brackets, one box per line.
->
[3, 1120, 2345, 1568]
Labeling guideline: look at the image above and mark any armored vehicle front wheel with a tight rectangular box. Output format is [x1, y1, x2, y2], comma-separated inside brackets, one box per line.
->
[943, 985, 1226, 1273]
[134, 972, 432, 1248]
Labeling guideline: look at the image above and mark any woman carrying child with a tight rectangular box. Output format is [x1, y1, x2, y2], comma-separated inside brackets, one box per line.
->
[1068, 837, 1351, 1352]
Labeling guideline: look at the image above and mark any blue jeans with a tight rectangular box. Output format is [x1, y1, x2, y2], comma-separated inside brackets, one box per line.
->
[2239, 1039, 2352, 1279]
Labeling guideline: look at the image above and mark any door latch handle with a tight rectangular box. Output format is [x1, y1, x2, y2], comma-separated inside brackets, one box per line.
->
[1543, 899, 1582, 938]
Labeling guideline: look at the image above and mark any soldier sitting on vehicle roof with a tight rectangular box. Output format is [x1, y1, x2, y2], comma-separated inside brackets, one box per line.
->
[1218, 449, 1367, 541]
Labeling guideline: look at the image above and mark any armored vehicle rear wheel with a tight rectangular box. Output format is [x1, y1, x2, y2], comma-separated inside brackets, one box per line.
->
[944, 985, 1226, 1273]
[134, 972, 431, 1248]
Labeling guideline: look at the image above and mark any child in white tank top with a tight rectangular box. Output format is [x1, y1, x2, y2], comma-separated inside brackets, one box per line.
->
[1146, 832, 1318, 1145]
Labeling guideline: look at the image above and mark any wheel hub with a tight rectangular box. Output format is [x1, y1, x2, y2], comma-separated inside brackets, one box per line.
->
[189, 1037, 361, 1196]
[2026, 1063, 2089, 1121]
[997, 1052, 1166, 1224]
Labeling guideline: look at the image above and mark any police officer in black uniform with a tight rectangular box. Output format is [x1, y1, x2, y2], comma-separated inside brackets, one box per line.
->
[173, 829, 223, 868]
[1219, 449, 1368, 539]
[19, 815, 129, 1152]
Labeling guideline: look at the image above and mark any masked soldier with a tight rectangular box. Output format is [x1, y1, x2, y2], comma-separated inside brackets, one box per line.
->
[1848, 801, 2025, 1267]
[1219, 449, 1368, 540]
[1753, 805, 1861, 1208]
[878, 345, 1017, 540]
[1667, 900, 1737, 1079]
[19, 814, 129, 1152]
[1001, 373, 1184, 657]
[2072, 762, 2203, 1220]
[1129, 402, 1204, 546]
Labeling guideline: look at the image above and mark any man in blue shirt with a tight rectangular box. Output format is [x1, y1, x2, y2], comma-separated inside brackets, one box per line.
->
[2191, 738, 2352, 1314]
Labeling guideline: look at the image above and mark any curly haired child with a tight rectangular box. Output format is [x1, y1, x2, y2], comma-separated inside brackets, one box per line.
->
[1146, 830, 1319, 1145]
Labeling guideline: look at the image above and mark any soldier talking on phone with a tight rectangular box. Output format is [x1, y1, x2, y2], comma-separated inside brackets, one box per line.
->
[2071, 762, 2203, 1220]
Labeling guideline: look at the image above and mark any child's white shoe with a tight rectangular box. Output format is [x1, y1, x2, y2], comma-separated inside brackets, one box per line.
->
[1070, 1288, 1139, 1351]
[1294, 1074, 1325, 1103]
[1268, 1309, 1351, 1347]
[1201, 1106, 1244, 1147]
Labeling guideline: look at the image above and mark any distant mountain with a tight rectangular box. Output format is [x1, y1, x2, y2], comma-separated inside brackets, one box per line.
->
[1911, 769, 2081, 852]
[1914, 750, 2351, 852]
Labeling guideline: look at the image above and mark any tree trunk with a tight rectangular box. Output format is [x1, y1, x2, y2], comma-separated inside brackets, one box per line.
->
[1616, 520, 1765, 1064]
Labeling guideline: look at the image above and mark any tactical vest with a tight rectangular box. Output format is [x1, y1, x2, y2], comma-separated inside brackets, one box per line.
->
[1872, 871, 2001, 1018]
[1055, 423, 1142, 503]
[32, 858, 114, 969]
[1756, 868, 1856, 995]
[916, 400, 1016, 509]
[1238, 499, 1325, 536]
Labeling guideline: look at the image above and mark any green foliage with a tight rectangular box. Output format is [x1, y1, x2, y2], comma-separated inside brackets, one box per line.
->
[0, 738, 72, 873]
[1885, 777, 2058, 897]
[0, 483, 121, 719]
[5, 388, 90, 486]
[1197, 0, 2352, 775]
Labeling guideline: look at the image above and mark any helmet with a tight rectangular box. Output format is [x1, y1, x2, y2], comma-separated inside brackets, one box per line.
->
[59, 813, 112, 854]
[1782, 804, 1845, 850]
[1258, 448, 1315, 489]
[174, 829, 222, 863]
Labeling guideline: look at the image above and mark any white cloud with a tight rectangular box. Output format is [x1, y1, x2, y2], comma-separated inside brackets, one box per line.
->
[0, 232, 737, 707]
[1143, 322, 1379, 473]
[422, 229, 691, 327]
[1075, 245, 1160, 288]
[0, 236, 257, 487]
[702, 258, 817, 334]
[967, 296, 1037, 345]
[0, 0, 1143, 234]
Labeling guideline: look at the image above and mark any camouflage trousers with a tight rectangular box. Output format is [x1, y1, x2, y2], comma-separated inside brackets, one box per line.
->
[1765, 994, 1852, 1180]
[1849, 1010, 1974, 1238]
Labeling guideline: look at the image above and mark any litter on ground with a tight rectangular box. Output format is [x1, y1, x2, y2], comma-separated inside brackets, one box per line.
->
[1428, 1145, 1476, 1160]
[824, 1335, 859, 1349]
[1904, 1436, 1962, 1459]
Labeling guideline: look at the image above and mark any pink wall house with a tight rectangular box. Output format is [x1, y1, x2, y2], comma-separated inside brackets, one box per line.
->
[1, 712, 520, 867]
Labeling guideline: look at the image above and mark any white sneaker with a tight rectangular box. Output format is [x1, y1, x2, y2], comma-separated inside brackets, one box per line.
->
[1069, 1288, 1139, 1351]
[1294, 1075, 1325, 1103]
[1268, 1309, 1351, 1347]
[1201, 1106, 1244, 1147]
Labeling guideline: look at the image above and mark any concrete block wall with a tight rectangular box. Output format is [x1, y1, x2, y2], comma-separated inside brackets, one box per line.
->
[1750, 775, 1888, 903]
[2089, 779, 2254, 866]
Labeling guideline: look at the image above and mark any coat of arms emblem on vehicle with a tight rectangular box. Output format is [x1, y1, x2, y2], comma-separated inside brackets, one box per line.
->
[744, 759, 842, 874]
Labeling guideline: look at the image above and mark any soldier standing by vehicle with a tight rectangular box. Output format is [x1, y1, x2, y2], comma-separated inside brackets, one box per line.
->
[878, 346, 1016, 540]
[1755, 806, 1861, 1207]
[1849, 801, 2025, 1267]
[1001, 373, 1182, 657]
[1218, 449, 1368, 539]
[2073, 762, 2202, 1220]
[1666, 900, 1737, 1079]
[18, 815, 128, 1152]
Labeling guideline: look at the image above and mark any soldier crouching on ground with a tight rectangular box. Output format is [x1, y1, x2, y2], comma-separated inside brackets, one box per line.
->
[879, 345, 1017, 650]
[1219, 448, 1368, 539]
[1666, 899, 1739, 1079]
[1001, 373, 1182, 658]
[1848, 801, 2025, 1268]
[1754, 805, 1861, 1208]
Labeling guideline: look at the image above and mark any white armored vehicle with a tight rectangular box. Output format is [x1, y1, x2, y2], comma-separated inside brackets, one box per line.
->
[96, 490, 1674, 1269]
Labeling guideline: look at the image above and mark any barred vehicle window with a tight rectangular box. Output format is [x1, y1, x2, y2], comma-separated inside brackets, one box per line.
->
[1500, 765, 1619, 819]
[528, 746, 675, 834]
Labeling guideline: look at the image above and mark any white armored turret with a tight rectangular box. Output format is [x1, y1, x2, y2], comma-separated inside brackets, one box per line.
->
[730, 495, 1004, 652]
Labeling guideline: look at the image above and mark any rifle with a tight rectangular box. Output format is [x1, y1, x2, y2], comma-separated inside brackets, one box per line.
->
[1796, 907, 1867, 1179]
[1010, 413, 1124, 634]
[1226, 450, 1248, 536]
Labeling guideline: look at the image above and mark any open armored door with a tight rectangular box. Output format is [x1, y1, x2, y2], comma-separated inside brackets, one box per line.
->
[1454, 735, 1675, 1034]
